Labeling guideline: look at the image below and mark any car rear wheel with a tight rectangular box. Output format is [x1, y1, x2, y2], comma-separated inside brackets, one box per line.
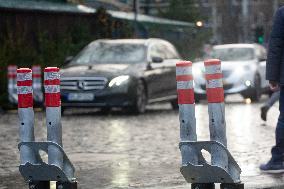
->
[170, 99, 179, 110]
[130, 80, 147, 114]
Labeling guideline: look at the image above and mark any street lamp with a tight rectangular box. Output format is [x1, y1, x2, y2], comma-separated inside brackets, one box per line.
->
[196, 21, 203, 27]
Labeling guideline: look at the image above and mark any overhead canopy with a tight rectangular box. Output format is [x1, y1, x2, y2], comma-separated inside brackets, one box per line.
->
[0, 0, 195, 27]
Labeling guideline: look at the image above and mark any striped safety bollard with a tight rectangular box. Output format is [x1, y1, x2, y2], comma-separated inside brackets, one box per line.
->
[176, 61, 198, 166]
[17, 68, 36, 165]
[204, 59, 228, 171]
[8, 65, 18, 104]
[32, 65, 43, 105]
[44, 67, 63, 169]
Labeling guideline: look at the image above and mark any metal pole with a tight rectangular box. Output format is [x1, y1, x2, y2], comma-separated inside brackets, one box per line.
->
[133, 0, 139, 37]
[17, 68, 36, 165]
[176, 61, 198, 165]
[211, 0, 218, 44]
[242, 0, 249, 42]
[204, 59, 228, 171]
[274, 0, 279, 13]
[44, 67, 63, 169]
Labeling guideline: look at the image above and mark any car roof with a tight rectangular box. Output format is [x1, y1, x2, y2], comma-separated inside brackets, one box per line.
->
[93, 38, 169, 46]
[213, 43, 257, 49]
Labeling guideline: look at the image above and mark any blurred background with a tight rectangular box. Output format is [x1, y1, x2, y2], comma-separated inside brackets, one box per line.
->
[1, 0, 283, 108]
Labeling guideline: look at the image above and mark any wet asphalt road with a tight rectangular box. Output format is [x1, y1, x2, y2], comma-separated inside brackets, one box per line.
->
[0, 95, 284, 189]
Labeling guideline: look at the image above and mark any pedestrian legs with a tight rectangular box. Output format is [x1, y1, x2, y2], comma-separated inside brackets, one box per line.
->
[271, 87, 284, 162]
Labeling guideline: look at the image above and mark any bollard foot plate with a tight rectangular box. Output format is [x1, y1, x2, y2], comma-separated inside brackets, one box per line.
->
[220, 183, 244, 189]
[20, 163, 69, 182]
[18, 141, 75, 182]
[192, 183, 215, 189]
[180, 141, 241, 183]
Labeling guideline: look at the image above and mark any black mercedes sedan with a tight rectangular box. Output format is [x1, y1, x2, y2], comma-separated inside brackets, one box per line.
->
[60, 38, 181, 114]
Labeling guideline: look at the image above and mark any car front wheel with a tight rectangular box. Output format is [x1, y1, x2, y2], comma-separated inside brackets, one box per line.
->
[130, 80, 147, 114]
[250, 74, 261, 102]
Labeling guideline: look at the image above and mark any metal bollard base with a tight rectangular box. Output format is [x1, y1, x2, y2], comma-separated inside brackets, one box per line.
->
[220, 183, 244, 189]
[191, 183, 215, 189]
[56, 181, 77, 189]
[29, 181, 50, 189]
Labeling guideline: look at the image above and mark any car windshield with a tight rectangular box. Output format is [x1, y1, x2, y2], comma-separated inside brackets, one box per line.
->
[210, 47, 255, 61]
[70, 42, 146, 65]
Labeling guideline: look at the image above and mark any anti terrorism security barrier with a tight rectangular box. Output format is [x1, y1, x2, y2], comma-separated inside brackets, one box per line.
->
[32, 65, 43, 105]
[176, 61, 198, 166]
[176, 59, 244, 189]
[17, 67, 76, 189]
[8, 65, 18, 105]
[17, 68, 36, 165]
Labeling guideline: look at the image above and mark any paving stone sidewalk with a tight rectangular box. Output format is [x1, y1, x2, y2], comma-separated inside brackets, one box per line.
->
[0, 97, 284, 188]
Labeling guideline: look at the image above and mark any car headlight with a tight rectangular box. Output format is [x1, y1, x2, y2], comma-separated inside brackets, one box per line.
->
[109, 75, 130, 87]
[235, 65, 251, 75]
[235, 67, 245, 75]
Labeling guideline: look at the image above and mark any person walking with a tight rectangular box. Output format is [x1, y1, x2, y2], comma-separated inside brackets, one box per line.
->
[260, 90, 280, 121]
[260, 6, 284, 173]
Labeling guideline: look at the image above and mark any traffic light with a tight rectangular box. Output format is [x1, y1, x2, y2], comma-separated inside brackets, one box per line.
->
[254, 26, 264, 44]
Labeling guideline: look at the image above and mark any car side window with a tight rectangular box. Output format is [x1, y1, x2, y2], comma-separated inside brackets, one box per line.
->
[164, 44, 179, 59]
[150, 44, 166, 59]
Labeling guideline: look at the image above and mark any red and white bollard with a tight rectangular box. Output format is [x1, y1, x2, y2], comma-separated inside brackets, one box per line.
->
[44, 67, 63, 169]
[17, 68, 36, 165]
[8, 65, 18, 104]
[32, 65, 43, 104]
[176, 61, 198, 165]
[204, 59, 228, 170]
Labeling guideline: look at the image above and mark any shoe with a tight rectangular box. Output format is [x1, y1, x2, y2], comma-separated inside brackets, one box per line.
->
[260, 160, 284, 173]
[261, 106, 269, 121]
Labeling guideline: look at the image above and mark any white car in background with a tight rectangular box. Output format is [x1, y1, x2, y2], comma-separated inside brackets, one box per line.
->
[193, 44, 269, 102]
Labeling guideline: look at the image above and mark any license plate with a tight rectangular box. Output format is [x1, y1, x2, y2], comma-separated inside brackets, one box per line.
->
[68, 93, 94, 101]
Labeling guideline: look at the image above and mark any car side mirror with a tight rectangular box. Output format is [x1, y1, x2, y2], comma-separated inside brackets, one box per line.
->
[152, 56, 163, 63]
[64, 56, 73, 65]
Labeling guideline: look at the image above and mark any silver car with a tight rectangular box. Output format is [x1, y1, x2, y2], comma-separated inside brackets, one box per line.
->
[193, 44, 269, 102]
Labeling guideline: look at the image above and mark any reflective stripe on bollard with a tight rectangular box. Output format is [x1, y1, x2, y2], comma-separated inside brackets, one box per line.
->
[176, 61, 198, 166]
[204, 59, 228, 171]
[44, 67, 63, 169]
[17, 68, 36, 165]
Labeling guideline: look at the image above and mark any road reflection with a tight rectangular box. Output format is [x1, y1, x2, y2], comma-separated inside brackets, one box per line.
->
[109, 119, 130, 187]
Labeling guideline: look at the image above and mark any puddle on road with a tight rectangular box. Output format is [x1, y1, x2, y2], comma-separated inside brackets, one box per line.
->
[109, 120, 130, 187]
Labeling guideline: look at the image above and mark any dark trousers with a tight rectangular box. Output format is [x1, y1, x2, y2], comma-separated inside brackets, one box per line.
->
[272, 87, 284, 162]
